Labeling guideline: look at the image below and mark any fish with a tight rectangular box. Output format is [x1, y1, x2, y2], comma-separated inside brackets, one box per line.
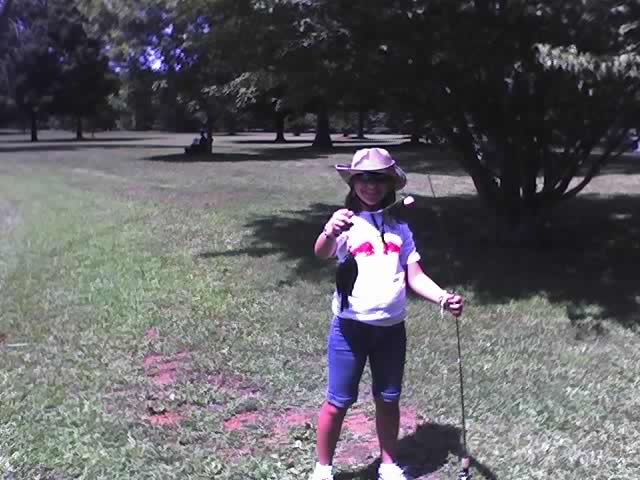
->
[336, 252, 358, 311]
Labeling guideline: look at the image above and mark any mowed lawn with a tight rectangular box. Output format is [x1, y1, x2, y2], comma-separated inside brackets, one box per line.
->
[1, 130, 639, 480]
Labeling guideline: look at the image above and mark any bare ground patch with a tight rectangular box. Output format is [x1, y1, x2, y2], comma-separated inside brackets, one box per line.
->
[105, 327, 430, 471]
[104, 328, 267, 430]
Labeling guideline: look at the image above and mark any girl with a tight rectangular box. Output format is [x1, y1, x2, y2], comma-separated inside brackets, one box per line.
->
[311, 148, 464, 480]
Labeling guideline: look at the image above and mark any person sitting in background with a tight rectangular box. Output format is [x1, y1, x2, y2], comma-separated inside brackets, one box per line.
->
[185, 131, 209, 155]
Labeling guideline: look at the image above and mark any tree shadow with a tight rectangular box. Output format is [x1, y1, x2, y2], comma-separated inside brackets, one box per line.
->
[196, 193, 640, 330]
[0, 144, 183, 153]
[142, 146, 339, 163]
[335, 423, 497, 480]
[602, 151, 640, 174]
[233, 136, 398, 145]
[233, 139, 315, 144]
[0, 136, 166, 144]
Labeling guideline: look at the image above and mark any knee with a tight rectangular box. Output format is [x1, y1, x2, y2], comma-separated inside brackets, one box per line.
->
[375, 397, 400, 412]
[321, 401, 348, 419]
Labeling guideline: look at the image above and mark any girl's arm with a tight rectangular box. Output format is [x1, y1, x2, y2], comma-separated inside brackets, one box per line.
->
[314, 209, 354, 259]
[406, 262, 463, 315]
[406, 261, 447, 304]
[314, 230, 337, 259]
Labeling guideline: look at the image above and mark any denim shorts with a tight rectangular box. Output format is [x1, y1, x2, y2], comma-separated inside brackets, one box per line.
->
[326, 316, 407, 409]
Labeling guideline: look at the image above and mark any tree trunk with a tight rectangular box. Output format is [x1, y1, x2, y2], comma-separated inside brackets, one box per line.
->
[494, 144, 549, 246]
[76, 116, 83, 140]
[30, 110, 38, 142]
[357, 107, 366, 139]
[274, 111, 286, 143]
[165, 67, 178, 132]
[205, 116, 214, 154]
[410, 111, 422, 144]
[313, 102, 332, 148]
[225, 111, 237, 135]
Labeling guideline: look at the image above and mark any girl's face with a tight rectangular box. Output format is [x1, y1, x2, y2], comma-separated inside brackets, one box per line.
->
[352, 173, 393, 210]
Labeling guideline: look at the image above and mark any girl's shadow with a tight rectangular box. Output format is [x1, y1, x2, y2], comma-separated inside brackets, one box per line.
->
[335, 423, 497, 480]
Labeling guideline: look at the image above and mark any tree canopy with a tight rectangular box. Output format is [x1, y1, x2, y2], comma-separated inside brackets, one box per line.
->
[4, 0, 118, 140]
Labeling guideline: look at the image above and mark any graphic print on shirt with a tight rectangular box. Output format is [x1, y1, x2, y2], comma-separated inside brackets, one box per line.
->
[350, 241, 375, 257]
[349, 234, 402, 258]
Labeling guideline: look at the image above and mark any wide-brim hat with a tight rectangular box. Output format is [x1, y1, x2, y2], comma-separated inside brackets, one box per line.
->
[335, 147, 407, 191]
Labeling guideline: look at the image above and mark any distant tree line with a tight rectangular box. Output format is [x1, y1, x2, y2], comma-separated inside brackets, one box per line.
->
[2, 0, 640, 243]
[1, 0, 118, 140]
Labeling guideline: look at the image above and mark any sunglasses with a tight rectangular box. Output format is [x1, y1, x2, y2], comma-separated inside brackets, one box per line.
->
[353, 172, 391, 184]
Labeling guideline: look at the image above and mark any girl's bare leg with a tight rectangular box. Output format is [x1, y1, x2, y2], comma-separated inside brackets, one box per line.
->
[375, 397, 400, 464]
[317, 401, 348, 465]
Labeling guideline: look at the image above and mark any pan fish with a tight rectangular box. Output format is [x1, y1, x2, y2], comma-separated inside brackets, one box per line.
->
[335, 251, 358, 311]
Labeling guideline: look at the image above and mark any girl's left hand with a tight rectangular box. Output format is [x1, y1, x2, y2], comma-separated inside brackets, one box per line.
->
[443, 293, 464, 317]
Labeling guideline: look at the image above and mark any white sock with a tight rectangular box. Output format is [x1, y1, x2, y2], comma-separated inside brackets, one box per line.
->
[315, 462, 333, 474]
[379, 462, 400, 472]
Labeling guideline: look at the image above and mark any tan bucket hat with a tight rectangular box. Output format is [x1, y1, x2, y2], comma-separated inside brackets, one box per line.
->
[335, 147, 407, 191]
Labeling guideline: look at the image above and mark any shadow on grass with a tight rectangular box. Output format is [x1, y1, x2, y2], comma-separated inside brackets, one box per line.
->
[233, 139, 314, 144]
[140, 142, 467, 170]
[392, 146, 640, 177]
[197, 193, 640, 330]
[335, 423, 497, 480]
[0, 136, 166, 144]
[143, 146, 338, 163]
[232, 136, 397, 145]
[0, 144, 183, 153]
[143, 143, 640, 177]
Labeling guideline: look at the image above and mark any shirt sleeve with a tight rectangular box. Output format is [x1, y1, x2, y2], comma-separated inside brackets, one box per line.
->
[400, 225, 421, 266]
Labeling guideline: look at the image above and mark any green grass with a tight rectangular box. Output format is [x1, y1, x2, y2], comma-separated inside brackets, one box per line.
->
[1, 130, 640, 479]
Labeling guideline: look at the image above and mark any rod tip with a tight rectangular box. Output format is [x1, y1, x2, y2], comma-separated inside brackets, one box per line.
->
[403, 196, 415, 207]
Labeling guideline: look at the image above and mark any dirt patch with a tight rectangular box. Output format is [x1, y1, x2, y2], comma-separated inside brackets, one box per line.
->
[224, 410, 261, 431]
[143, 351, 192, 387]
[145, 327, 160, 339]
[128, 328, 423, 465]
[208, 373, 262, 396]
[222, 404, 421, 467]
[146, 409, 183, 427]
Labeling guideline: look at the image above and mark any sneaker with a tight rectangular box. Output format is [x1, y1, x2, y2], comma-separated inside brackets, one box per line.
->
[378, 463, 412, 480]
[310, 463, 334, 480]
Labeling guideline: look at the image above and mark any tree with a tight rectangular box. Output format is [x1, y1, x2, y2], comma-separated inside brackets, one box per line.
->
[10, 0, 61, 141]
[0, 0, 17, 116]
[273, 0, 353, 148]
[389, 1, 640, 244]
[49, 3, 118, 140]
[76, 0, 185, 132]
[209, 0, 356, 147]
[333, 0, 389, 139]
[121, 61, 157, 130]
[163, 1, 290, 141]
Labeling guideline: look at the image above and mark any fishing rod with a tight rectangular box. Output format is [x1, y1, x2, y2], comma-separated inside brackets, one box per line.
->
[428, 175, 472, 480]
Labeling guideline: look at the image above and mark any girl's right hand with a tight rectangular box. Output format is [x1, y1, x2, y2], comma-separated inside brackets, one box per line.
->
[324, 209, 354, 237]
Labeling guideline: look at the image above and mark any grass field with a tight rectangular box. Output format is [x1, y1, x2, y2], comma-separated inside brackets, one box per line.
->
[1, 130, 639, 479]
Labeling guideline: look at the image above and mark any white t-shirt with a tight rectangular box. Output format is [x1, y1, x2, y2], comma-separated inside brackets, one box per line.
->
[332, 210, 421, 326]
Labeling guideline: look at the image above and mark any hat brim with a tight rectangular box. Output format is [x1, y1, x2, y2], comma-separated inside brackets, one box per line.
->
[335, 164, 407, 191]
